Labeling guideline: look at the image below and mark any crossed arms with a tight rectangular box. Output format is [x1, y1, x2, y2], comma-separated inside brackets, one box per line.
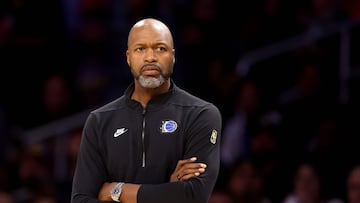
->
[97, 157, 207, 203]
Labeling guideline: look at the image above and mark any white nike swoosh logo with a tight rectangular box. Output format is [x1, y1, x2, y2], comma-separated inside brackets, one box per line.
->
[114, 128, 128, 137]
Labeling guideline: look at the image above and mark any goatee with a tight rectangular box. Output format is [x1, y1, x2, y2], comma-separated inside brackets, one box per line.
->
[138, 75, 166, 88]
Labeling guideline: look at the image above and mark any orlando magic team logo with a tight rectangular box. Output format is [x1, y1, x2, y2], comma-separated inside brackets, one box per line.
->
[160, 120, 178, 133]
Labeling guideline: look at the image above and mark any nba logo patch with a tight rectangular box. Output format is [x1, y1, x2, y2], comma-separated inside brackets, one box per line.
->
[160, 120, 178, 133]
[210, 130, 218, 144]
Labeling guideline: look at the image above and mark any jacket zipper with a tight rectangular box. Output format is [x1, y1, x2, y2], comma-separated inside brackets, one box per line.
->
[141, 108, 146, 167]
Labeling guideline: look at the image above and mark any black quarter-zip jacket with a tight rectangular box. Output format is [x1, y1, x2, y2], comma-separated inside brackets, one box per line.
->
[71, 80, 222, 203]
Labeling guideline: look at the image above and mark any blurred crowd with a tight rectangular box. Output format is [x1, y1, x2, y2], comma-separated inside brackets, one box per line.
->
[1, 0, 360, 202]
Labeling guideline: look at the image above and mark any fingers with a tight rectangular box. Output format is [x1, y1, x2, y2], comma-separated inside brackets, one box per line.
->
[170, 157, 207, 182]
[175, 157, 207, 181]
[172, 157, 197, 175]
[176, 157, 198, 168]
[177, 163, 207, 180]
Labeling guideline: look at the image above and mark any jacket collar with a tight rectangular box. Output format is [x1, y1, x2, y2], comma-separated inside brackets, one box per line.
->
[124, 79, 177, 111]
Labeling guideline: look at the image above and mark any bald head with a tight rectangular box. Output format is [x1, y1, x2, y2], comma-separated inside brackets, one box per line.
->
[127, 18, 174, 49]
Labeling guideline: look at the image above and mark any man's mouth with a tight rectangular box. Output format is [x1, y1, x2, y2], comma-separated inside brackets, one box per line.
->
[141, 65, 160, 75]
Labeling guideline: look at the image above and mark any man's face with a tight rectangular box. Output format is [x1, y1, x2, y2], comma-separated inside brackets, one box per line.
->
[126, 22, 175, 88]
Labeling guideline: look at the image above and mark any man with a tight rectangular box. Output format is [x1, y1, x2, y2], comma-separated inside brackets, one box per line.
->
[71, 18, 222, 203]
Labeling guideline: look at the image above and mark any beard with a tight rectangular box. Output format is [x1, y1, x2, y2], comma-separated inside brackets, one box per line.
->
[138, 75, 166, 88]
[135, 64, 172, 88]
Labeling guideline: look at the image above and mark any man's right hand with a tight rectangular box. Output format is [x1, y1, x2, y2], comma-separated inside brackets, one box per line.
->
[170, 157, 207, 182]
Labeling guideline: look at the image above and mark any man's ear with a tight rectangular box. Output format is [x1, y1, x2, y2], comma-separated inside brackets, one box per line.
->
[172, 49, 175, 64]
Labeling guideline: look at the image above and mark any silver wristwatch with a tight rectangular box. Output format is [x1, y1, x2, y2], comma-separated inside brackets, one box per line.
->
[110, 182, 124, 202]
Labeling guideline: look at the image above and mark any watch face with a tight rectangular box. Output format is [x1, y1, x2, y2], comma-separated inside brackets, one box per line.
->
[111, 182, 123, 202]
[112, 187, 120, 195]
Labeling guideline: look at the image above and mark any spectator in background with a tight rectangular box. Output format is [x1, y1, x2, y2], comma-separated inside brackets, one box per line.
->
[343, 0, 360, 19]
[1, 0, 67, 130]
[0, 191, 14, 203]
[209, 188, 234, 203]
[75, 64, 111, 109]
[277, 62, 322, 106]
[302, 0, 344, 29]
[12, 143, 55, 203]
[72, 0, 114, 109]
[282, 161, 342, 203]
[347, 165, 360, 203]
[192, 55, 239, 122]
[221, 79, 265, 169]
[283, 162, 321, 203]
[40, 74, 77, 123]
[275, 61, 326, 164]
[53, 128, 83, 203]
[227, 159, 271, 203]
[306, 115, 346, 200]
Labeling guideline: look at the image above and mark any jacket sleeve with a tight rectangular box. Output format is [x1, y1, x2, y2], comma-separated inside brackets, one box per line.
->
[137, 103, 222, 203]
[71, 113, 108, 203]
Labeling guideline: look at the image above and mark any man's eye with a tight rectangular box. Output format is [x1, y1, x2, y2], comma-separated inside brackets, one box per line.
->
[136, 47, 145, 51]
[156, 47, 166, 51]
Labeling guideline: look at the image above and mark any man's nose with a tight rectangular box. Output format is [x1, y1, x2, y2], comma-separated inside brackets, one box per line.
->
[144, 49, 157, 62]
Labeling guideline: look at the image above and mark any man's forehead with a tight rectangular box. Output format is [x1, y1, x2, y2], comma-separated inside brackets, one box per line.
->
[128, 21, 173, 48]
